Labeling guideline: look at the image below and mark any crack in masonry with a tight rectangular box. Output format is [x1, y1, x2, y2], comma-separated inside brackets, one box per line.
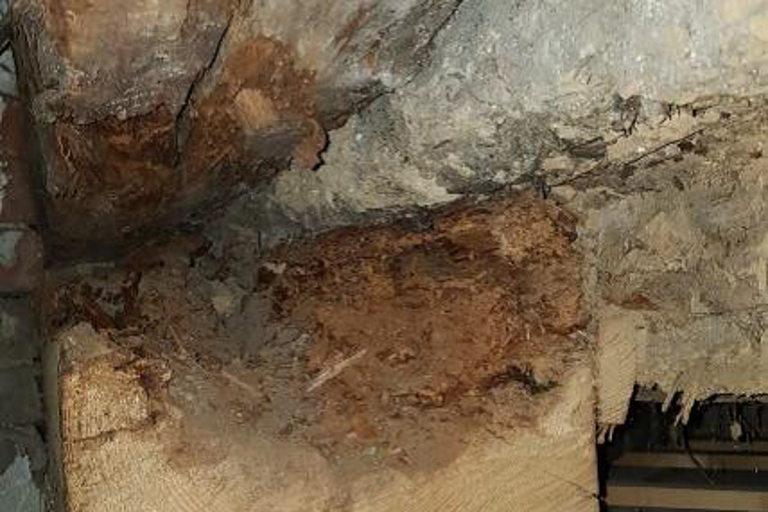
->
[366, 0, 468, 106]
[398, 0, 467, 92]
[173, 12, 234, 168]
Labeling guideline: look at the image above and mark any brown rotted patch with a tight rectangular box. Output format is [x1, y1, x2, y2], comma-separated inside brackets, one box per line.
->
[180, 35, 324, 188]
[47, 191, 586, 475]
[49, 107, 177, 238]
[46, 0, 74, 58]
[260, 191, 587, 471]
[42, 33, 324, 254]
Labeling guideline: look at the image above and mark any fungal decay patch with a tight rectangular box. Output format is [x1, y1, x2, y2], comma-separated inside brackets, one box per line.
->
[49, 191, 587, 476]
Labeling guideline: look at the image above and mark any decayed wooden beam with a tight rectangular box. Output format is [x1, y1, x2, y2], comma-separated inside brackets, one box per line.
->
[50, 192, 599, 512]
[11, 0, 461, 258]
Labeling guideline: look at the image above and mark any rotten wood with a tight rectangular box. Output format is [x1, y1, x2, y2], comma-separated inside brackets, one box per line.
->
[52, 192, 599, 512]
[11, 0, 462, 258]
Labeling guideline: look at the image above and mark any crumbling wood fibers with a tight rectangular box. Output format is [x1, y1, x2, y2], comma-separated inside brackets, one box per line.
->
[49, 191, 587, 474]
[258, 191, 587, 465]
[41, 33, 324, 257]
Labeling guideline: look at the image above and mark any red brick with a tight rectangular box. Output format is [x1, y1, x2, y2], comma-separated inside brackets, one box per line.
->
[0, 100, 39, 225]
[0, 229, 43, 293]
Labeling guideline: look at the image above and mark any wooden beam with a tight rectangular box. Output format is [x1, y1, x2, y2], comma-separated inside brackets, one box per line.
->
[12, 0, 461, 257]
[51, 192, 599, 512]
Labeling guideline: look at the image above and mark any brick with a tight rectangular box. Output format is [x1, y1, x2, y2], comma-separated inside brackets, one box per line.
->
[0, 101, 39, 226]
[0, 367, 43, 425]
[0, 298, 39, 369]
[0, 229, 43, 293]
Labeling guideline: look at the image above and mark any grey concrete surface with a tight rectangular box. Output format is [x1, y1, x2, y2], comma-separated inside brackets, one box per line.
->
[270, 0, 768, 228]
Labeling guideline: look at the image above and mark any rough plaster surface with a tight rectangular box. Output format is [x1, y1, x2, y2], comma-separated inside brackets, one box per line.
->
[569, 98, 768, 417]
[272, 0, 768, 227]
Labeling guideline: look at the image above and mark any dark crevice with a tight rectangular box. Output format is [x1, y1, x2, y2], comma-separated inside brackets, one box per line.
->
[173, 14, 233, 168]
[484, 365, 558, 395]
[399, 0, 466, 91]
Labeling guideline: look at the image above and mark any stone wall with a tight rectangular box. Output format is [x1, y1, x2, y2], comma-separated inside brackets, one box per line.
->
[0, 97, 45, 510]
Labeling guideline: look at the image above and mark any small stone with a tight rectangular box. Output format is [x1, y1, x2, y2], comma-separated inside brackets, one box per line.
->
[0, 298, 38, 369]
[0, 231, 23, 267]
[210, 280, 245, 317]
[551, 185, 578, 203]
[0, 230, 43, 293]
